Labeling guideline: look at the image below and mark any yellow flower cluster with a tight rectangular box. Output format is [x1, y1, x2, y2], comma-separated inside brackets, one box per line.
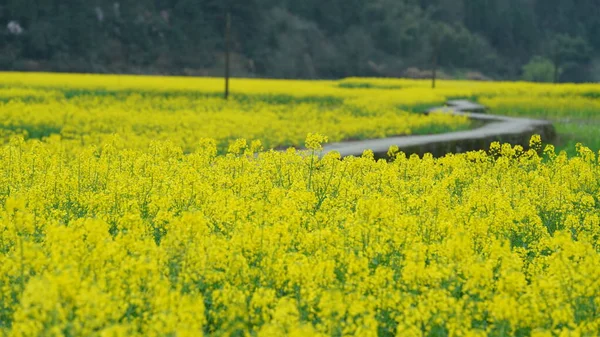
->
[479, 95, 600, 120]
[0, 73, 470, 152]
[1, 72, 600, 336]
[339, 77, 600, 117]
[0, 134, 599, 336]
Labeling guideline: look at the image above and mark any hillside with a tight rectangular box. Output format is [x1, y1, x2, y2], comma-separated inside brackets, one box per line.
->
[1, 0, 599, 81]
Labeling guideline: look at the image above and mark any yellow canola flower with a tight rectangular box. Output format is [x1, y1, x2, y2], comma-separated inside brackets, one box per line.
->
[0, 75, 471, 152]
[0, 134, 597, 335]
[305, 133, 329, 150]
[1, 72, 600, 336]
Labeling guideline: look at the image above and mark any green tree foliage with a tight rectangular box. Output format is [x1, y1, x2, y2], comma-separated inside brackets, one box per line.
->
[549, 34, 593, 83]
[522, 56, 554, 83]
[1, 0, 598, 81]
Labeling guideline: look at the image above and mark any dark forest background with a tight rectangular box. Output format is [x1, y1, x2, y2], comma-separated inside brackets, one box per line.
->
[1, 0, 599, 82]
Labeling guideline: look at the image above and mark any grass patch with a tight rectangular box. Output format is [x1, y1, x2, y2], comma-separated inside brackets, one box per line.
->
[487, 106, 600, 121]
[446, 95, 481, 103]
[411, 120, 477, 135]
[554, 122, 600, 155]
[398, 102, 446, 113]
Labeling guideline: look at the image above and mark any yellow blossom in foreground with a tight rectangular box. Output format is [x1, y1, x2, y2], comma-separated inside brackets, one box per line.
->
[0, 134, 598, 336]
[1, 73, 600, 336]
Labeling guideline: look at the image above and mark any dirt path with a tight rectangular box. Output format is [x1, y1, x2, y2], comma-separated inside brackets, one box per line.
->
[321, 100, 556, 158]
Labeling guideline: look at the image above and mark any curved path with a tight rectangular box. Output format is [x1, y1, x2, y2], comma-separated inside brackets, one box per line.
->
[321, 100, 556, 159]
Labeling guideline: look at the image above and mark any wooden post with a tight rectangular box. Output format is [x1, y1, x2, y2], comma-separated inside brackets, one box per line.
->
[224, 11, 231, 100]
[432, 50, 438, 89]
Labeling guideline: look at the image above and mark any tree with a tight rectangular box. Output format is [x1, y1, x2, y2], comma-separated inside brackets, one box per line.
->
[522, 56, 554, 82]
[1, 0, 599, 80]
[549, 34, 593, 83]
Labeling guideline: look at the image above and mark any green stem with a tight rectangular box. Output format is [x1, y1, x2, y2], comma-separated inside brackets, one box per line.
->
[19, 234, 25, 295]
[307, 149, 315, 191]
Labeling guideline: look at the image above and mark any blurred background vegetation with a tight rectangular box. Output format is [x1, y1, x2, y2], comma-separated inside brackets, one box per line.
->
[0, 0, 599, 82]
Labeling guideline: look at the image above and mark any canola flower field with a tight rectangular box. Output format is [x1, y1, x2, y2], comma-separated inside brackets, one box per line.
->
[0, 73, 600, 336]
[339, 77, 600, 154]
[0, 73, 470, 153]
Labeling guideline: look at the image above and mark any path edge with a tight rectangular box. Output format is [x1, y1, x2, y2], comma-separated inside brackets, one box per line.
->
[321, 100, 556, 159]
